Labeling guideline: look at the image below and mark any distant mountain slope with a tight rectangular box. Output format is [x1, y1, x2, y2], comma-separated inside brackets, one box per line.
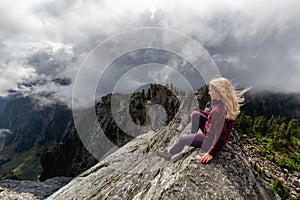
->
[0, 97, 10, 114]
[242, 91, 300, 123]
[0, 95, 73, 180]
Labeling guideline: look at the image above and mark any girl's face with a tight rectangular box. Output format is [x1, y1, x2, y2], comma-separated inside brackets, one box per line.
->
[208, 85, 221, 100]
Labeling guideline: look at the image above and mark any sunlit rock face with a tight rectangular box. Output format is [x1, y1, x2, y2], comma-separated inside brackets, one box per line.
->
[48, 117, 280, 200]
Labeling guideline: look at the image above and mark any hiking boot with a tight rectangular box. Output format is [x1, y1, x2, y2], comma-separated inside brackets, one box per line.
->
[156, 149, 172, 161]
[176, 125, 184, 132]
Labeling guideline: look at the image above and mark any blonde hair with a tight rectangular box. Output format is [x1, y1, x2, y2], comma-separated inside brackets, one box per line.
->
[209, 77, 250, 120]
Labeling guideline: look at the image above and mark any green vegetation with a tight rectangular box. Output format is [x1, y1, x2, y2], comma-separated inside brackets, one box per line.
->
[235, 114, 300, 172]
[236, 114, 300, 199]
[0, 142, 52, 180]
[0, 96, 73, 181]
[271, 180, 290, 200]
[129, 84, 180, 126]
[166, 83, 187, 97]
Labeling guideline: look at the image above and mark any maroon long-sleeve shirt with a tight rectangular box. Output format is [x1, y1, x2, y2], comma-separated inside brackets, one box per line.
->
[199, 100, 235, 157]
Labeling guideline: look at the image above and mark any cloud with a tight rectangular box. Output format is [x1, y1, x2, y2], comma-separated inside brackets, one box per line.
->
[1, 0, 300, 107]
[27, 41, 75, 77]
[0, 61, 37, 97]
[0, 129, 13, 136]
[0, 41, 76, 106]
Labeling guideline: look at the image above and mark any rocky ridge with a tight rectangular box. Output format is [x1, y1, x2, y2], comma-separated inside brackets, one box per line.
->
[48, 111, 280, 200]
[243, 140, 300, 199]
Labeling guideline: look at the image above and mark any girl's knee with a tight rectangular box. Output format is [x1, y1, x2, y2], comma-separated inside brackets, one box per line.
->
[191, 111, 199, 115]
[191, 111, 200, 118]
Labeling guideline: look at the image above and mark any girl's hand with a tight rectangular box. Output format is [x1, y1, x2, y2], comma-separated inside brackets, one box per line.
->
[199, 153, 213, 164]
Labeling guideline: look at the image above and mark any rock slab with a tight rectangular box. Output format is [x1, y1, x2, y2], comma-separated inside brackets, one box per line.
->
[48, 120, 280, 200]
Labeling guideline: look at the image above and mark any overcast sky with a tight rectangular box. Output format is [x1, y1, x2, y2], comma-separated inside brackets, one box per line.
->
[1, 0, 300, 108]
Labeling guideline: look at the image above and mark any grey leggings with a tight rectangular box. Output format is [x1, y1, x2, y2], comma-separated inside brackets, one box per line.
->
[169, 111, 208, 155]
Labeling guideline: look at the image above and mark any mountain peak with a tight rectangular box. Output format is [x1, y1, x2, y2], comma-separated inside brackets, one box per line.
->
[48, 117, 279, 200]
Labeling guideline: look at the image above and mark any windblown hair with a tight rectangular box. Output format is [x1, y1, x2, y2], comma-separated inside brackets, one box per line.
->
[209, 77, 250, 120]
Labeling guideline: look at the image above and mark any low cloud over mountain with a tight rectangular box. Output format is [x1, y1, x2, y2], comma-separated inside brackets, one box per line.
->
[1, 0, 300, 107]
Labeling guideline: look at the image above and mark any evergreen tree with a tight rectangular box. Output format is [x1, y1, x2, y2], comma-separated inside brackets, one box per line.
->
[235, 113, 253, 135]
[170, 83, 174, 91]
[252, 116, 267, 137]
[146, 88, 151, 100]
[141, 89, 145, 99]
[285, 119, 298, 143]
[267, 115, 276, 137]
[276, 122, 288, 148]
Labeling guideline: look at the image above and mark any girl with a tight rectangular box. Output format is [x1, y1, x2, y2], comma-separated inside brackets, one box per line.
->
[156, 77, 248, 163]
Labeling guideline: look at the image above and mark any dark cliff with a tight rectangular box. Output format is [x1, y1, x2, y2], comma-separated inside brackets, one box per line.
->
[40, 84, 181, 180]
[39, 128, 98, 181]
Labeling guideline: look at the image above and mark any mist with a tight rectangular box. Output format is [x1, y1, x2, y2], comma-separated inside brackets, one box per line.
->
[1, 0, 300, 107]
